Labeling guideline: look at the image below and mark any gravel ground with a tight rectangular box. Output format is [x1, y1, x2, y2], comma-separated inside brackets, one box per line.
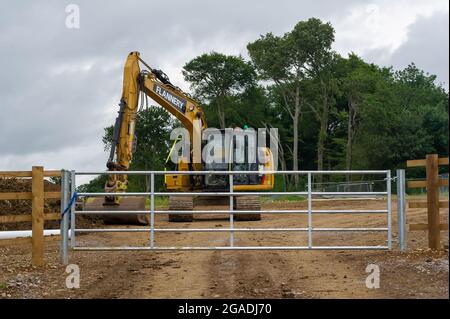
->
[0, 199, 448, 299]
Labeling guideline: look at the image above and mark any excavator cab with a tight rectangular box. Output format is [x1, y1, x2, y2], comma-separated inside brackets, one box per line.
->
[203, 128, 274, 192]
[164, 128, 274, 192]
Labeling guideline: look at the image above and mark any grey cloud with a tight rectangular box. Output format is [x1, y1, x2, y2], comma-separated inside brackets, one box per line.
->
[389, 11, 449, 88]
[363, 10, 449, 89]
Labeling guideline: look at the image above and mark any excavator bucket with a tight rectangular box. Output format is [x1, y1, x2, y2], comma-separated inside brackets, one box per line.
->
[83, 196, 149, 225]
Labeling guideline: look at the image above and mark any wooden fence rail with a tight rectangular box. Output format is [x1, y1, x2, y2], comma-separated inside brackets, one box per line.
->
[0, 166, 61, 266]
[407, 154, 449, 250]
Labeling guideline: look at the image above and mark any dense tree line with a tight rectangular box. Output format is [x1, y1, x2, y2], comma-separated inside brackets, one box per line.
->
[80, 18, 448, 192]
[183, 18, 448, 179]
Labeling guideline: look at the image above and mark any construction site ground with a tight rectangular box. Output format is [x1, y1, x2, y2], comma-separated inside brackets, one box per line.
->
[0, 198, 448, 299]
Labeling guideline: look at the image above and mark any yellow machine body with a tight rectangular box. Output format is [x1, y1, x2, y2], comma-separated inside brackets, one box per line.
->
[105, 51, 274, 203]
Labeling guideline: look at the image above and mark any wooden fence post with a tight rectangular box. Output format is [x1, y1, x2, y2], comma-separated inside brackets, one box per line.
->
[426, 154, 440, 250]
[31, 166, 45, 266]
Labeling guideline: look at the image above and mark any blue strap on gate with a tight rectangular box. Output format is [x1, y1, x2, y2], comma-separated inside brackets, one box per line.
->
[62, 192, 78, 217]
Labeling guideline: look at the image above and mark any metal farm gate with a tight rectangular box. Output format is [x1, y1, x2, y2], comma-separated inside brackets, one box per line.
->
[60, 170, 394, 264]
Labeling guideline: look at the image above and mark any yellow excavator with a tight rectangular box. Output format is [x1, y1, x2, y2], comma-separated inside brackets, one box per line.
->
[86, 51, 274, 224]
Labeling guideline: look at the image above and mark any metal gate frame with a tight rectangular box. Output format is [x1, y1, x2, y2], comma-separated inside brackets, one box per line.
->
[60, 170, 393, 264]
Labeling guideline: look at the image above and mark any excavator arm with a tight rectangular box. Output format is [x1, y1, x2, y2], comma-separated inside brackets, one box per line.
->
[104, 51, 206, 204]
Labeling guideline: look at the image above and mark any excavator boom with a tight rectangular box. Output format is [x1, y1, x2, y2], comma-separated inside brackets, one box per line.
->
[104, 52, 207, 202]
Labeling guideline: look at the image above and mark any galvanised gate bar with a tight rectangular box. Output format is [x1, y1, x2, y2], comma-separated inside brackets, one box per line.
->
[60, 170, 392, 264]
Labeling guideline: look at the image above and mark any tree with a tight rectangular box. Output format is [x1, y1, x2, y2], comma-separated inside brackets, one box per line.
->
[248, 18, 338, 184]
[338, 54, 378, 174]
[103, 106, 175, 191]
[352, 64, 449, 170]
[248, 31, 305, 185]
[289, 18, 337, 181]
[77, 175, 108, 193]
[182, 52, 256, 129]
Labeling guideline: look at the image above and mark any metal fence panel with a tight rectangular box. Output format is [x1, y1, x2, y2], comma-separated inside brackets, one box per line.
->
[60, 170, 392, 263]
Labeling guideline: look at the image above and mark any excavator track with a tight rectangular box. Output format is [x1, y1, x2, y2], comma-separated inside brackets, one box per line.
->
[234, 196, 261, 221]
[168, 195, 261, 222]
[168, 196, 194, 222]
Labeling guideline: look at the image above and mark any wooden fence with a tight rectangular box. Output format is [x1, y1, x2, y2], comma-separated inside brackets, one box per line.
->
[407, 154, 449, 249]
[0, 166, 61, 266]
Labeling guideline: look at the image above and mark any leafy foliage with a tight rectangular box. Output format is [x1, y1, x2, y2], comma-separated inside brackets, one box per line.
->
[182, 52, 256, 128]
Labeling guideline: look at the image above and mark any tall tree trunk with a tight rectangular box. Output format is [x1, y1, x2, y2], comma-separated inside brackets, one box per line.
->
[278, 141, 288, 191]
[217, 96, 225, 129]
[292, 86, 300, 187]
[144, 162, 150, 191]
[316, 85, 329, 184]
[346, 100, 354, 182]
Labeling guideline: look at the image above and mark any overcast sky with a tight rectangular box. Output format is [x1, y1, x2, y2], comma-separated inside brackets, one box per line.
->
[0, 0, 448, 183]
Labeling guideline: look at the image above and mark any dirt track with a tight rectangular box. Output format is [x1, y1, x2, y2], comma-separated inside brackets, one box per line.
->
[0, 199, 448, 299]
